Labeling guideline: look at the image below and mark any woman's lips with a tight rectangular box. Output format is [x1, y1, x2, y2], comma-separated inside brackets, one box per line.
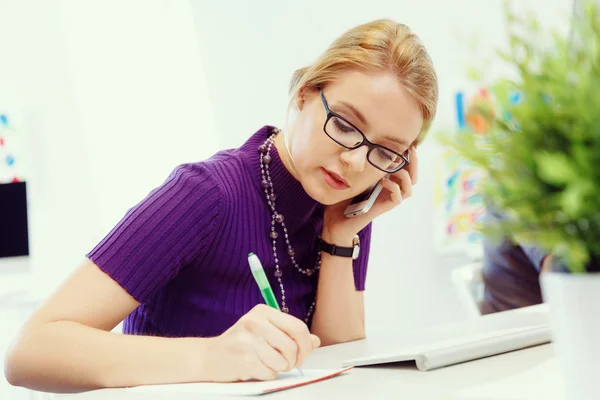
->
[322, 168, 350, 190]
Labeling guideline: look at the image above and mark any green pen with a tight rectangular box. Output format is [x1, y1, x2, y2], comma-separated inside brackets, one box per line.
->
[247, 252, 304, 376]
[248, 252, 280, 310]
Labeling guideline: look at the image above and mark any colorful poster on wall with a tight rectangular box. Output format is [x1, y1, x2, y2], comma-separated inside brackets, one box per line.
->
[0, 112, 26, 183]
[433, 150, 486, 258]
[433, 88, 496, 259]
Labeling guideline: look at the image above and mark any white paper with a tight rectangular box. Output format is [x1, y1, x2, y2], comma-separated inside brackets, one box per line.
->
[126, 368, 352, 396]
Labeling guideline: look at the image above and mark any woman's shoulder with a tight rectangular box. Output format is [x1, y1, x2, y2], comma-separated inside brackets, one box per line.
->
[164, 161, 222, 198]
[168, 149, 255, 204]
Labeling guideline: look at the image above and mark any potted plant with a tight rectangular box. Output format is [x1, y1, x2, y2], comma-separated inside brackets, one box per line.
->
[442, 2, 600, 398]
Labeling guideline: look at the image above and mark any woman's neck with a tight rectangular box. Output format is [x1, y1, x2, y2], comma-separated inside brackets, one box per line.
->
[273, 130, 301, 182]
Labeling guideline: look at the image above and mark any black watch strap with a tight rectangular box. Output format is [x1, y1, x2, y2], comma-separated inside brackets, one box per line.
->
[318, 237, 358, 259]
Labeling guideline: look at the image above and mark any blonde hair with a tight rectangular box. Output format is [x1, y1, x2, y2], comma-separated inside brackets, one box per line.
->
[289, 19, 438, 143]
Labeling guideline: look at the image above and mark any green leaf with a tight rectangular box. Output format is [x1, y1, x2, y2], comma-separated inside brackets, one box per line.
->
[533, 152, 575, 185]
[555, 241, 590, 273]
[561, 181, 593, 218]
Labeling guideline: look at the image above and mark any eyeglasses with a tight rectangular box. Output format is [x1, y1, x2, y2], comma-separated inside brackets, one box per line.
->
[319, 90, 410, 173]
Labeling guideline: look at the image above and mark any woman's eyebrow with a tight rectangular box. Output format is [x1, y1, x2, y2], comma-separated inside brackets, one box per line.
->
[337, 101, 368, 126]
[384, 136, 410, 147]
[336, 101, 410, 148]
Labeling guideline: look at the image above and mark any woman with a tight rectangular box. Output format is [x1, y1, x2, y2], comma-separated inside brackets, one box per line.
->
[4, 18, 437, 391]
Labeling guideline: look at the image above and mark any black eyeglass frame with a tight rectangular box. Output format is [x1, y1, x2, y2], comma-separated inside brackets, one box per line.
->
[319, 89, 410, 173]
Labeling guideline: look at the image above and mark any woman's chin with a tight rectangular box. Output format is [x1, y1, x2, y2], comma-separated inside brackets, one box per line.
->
[303, 181, 350, 206]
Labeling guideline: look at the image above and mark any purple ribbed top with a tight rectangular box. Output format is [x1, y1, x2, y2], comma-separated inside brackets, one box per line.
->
[87, 126, 372, 338]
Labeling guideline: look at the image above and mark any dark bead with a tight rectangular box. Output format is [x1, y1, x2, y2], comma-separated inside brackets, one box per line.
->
[261, 180, 270, 189]
[306, 269, 313, 277]
[270, 231, 279, 240]
[282, 307, 289, 313]
[263, 155, 272, 164]
[274, 270, 283, 278]
[287, 249, 295, 257]
[270, 194, 276, 202]
[275, 213, 284, 223]
[258, 144, 267, 153]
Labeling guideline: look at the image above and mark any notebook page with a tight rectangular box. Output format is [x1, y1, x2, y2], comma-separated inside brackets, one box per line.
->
[126, 367, 353, 396]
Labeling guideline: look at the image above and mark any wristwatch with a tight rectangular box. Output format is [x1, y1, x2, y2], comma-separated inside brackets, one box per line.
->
[318, 235, 360, 260]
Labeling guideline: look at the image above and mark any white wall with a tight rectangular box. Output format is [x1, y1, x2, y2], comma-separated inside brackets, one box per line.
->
[189, 0, 573, 334]
[56, 0, 220, 234]
[0, 0, 101, 289]
[0, 0, 219, 289]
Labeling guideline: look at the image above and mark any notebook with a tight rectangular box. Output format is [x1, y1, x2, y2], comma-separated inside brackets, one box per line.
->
[126, 367, 353, 396]
[343, 308, 551, 371]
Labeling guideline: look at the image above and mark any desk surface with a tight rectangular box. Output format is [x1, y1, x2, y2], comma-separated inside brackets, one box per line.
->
[0, 289, 551, 400]
[53, 339, 554, 400]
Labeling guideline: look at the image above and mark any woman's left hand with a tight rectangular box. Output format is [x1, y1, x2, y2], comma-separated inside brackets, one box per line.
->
[322, 147, 418, 244]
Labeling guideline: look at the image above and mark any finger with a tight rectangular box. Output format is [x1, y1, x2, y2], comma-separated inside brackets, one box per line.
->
[254, 337, 290, 373]
[248, 319, 298, 370]
[266, 311, 313, 368]
[311, 334, 321, 349]
[237, 343, 277, 381]
[406, 147, 419, 185]
[392, 169, 412, 199]
[248, 354, 278, 381]
[380, 176, 403, 205]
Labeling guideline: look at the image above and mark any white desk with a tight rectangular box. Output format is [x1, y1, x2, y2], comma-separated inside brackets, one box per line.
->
[52, 338, 554, 400]
[2, 290, 553, 400]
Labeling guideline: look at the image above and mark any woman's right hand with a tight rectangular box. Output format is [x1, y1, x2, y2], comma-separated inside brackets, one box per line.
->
[204, 304, 321, 382]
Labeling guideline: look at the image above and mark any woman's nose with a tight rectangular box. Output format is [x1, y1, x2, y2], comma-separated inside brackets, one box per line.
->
[340, 146, 369, 172]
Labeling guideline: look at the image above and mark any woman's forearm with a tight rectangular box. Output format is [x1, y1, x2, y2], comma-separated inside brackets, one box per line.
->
[4, 320, 213, 393]
[310, 234, 365, 346]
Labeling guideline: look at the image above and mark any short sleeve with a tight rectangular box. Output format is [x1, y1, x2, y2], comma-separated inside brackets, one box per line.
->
[86, 163, 222, 303]
[520, 245, 549, 272]
[352, 222, 372, 291]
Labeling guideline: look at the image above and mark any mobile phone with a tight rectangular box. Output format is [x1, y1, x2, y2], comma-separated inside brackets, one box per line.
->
[344, 174, 389, 218]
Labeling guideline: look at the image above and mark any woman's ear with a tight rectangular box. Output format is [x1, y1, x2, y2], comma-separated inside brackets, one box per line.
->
[295, 90, 306, 111]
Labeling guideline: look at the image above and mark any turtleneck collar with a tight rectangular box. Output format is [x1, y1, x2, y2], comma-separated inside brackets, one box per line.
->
[240, 125, 323, 227]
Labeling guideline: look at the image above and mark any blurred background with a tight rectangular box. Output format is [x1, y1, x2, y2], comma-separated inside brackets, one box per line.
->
[0, 0, 576, 398]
